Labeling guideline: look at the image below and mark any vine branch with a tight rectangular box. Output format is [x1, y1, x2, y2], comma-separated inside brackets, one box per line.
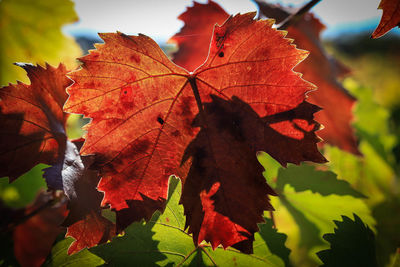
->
[277, 0, 322, 30]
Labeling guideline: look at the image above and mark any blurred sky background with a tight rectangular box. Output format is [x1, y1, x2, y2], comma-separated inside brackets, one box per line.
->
[63, 0, 400, 42]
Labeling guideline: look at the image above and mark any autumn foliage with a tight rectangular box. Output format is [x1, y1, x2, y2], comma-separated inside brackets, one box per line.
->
[1, 0, 400, 266]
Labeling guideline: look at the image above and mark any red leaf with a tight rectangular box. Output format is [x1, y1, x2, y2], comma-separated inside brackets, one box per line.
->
[255, 1, 360, 154]
[173, 1, 359, 154]
[0, 64, 114, 254]
[66, 211, 115, 254]
[168, 0, 229, 72]
[65, 12, 325, 251]
[181, 96, 324, 252]
[372, 0, 400, 38]
[65, 32, 196, 217]
[13, 192, 67, 267]
[0, 63, 71, 180]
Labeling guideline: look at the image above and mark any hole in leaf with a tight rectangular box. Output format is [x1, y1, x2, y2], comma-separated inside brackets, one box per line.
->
[157, 117, 164, 125]
[218, 52, 224, 57]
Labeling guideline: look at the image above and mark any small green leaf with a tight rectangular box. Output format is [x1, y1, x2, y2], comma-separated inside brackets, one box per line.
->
[276, 164, 365, 198]
[274, 179, 375, 264]
[317, 214, 378, 267]
[90, 220, 169, 266]
[43, 237, 104, 267]
[0, 164, 47, 208]
[373, 199, 400, 266]
[258, 218, 292, 267]
[282, 185, 375, 239]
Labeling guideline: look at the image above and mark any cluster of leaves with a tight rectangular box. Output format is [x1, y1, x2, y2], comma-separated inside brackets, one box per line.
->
[1, 0, 400, 266]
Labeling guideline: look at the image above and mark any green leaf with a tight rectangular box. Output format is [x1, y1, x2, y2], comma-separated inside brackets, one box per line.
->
[0, 164, 47, 208]
[90, 177, 289, 266]
[257, 151, 281, 187]
[273, 179, 374, 264]
[276, 164, 365, 198]
[326, 81, 398, 205]
[0, 0, 81, 85]
[43, 237, 104, 267]
[258, 218, 292, 267]
[317, 214, 378, 267]
[373, 199, 400, 266]
[282, 185, 375, 239]
[90, 220, 170, 266]
[348, 80, 397, 165]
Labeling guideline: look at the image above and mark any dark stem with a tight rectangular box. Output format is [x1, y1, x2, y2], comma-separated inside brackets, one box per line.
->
[269, 210, 276, 229]
[188, 76, 207, 127]
[199, 245, 218, 266]
[176, 247, 199, 267]
[277, 0, 322, 30]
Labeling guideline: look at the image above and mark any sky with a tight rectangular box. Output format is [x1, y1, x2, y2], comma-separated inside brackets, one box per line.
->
[63, 0, 399, 42]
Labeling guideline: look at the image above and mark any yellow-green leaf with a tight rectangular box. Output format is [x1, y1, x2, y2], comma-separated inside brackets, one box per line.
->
[0, 0, 81, 85]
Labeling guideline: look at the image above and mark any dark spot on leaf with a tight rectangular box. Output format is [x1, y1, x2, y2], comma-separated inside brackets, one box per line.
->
[171, 130, 181, 137]
[177, 96, 194, 116]
[163, 167, 174, 176]
[218, 52, 224, 57]
[157, 117, 164, 125]
[130, 54, 140, 63]
[128, 74, 136, 82]
[90, 52, 99, 59]
[105, 118, 121, 128]
[83, 81, 95, 88]
[122, 102, 135, 109]
[124, 139, 152, 157]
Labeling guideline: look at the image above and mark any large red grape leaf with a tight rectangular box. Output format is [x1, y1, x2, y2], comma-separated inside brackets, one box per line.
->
[64, 13, 325, 251]
[181, 95, 324, 252]
[64, 32, 196, 219]
[255, 2, 360, 155]
[13, 191, 67, 267]
[0, 63, 70, 180]
[372, 0, 400, 38]
[171, 0, 359, 154]
[168, 0, 229, 72]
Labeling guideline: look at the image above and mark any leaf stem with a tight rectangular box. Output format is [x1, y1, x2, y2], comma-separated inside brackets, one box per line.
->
[188, 76, 206, 127]
[199, 245, 218, 266]
[277, 0, 322, 30]
[176, 246, 199, 266]
[269, 210, 276, 229]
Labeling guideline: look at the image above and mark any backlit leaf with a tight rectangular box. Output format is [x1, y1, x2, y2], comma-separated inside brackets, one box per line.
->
[168, 0, 229, 72]
[372, 0, 400, 38]
[255, 1, 360, 155]
[276, 164, 365, 198]
[65, 12, 325, 251]
[0, 63, 70, 181]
